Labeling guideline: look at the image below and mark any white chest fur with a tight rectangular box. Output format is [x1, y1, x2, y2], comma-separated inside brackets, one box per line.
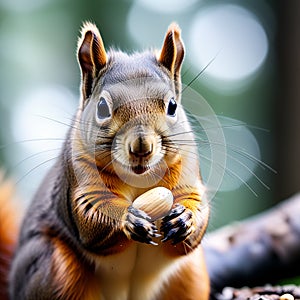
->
[94, 243, 184, 300]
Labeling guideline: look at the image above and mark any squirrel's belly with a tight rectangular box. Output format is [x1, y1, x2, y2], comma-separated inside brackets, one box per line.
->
[94, 243, 181, 300]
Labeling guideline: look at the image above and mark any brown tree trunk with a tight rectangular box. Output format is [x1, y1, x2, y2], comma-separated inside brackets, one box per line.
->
[277, 0, 300, 200]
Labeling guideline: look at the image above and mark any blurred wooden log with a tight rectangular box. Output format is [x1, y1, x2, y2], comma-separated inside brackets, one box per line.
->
[203, 193, 300, 296]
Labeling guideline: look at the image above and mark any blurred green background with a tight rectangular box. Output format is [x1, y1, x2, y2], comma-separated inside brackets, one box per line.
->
[0, 0, 297, 231]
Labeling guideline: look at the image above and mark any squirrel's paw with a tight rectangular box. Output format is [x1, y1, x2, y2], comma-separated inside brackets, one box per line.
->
[160, 204, 195, 245]
[124, 206, 160, 245]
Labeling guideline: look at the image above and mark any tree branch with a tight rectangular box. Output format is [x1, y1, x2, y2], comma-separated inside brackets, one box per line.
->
[203, 193, 300, 296]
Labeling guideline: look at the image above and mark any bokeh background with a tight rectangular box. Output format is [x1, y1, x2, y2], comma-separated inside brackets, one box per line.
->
[0, 0, 297, 231]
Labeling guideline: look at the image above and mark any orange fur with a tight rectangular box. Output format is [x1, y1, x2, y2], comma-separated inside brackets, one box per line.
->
[0, 174, 21, 300]
[160, 248, 210, 300]
[51, 237, 100, 300]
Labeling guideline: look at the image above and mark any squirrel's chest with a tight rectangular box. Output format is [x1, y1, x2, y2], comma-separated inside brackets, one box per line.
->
[94, 243, 179, 300]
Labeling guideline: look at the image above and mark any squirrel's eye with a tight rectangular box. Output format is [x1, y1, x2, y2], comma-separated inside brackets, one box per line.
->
[97, 97, 111, 119]
[167, 97, 177, 117]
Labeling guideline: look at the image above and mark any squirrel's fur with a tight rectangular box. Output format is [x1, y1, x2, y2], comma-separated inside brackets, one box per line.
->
[0, 175, 20, 300]
[0, 22, 210, 300]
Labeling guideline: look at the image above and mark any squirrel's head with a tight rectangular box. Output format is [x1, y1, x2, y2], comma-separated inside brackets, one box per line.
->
[74, 22, 192, 189]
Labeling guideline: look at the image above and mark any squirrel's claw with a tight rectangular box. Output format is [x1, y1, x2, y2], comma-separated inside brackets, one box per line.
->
[124, 206, 160, 245]
[160, 204, 194, 245]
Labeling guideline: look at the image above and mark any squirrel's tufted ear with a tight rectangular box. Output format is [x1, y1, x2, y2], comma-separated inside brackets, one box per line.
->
[158, 23, 185, 79]
[77, 22, 107, 101]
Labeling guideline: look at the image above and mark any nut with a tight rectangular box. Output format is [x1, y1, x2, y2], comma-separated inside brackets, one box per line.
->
[132, 187, 173, 221]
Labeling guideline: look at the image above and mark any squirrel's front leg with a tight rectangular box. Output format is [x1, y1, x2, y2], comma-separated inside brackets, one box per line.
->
[160, 184, 209, 251]
[124, 206, 160, 245]
[73, 186, 159, 253]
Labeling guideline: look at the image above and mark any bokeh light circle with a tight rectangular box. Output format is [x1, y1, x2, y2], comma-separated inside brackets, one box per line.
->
[188, 4, 269, 82]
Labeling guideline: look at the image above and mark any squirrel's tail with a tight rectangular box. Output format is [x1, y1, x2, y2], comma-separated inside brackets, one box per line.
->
[0, 172, 21, 300]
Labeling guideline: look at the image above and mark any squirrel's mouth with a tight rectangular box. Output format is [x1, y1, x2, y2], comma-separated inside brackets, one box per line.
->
[132, 164, 149, 175]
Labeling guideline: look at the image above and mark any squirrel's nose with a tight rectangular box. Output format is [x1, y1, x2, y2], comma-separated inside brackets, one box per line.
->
[129, 136, 153, 158]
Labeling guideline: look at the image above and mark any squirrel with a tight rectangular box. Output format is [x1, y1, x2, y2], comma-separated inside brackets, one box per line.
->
[0, 22, 210, 300]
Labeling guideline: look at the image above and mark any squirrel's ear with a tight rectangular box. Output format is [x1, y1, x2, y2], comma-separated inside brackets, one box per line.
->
[158, 23, 185, 78]
[77, 22, 107, 101]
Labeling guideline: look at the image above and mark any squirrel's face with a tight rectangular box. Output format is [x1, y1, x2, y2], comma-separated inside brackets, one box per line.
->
[78, 64, 188, 188]
[74, 22, 188, 188]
